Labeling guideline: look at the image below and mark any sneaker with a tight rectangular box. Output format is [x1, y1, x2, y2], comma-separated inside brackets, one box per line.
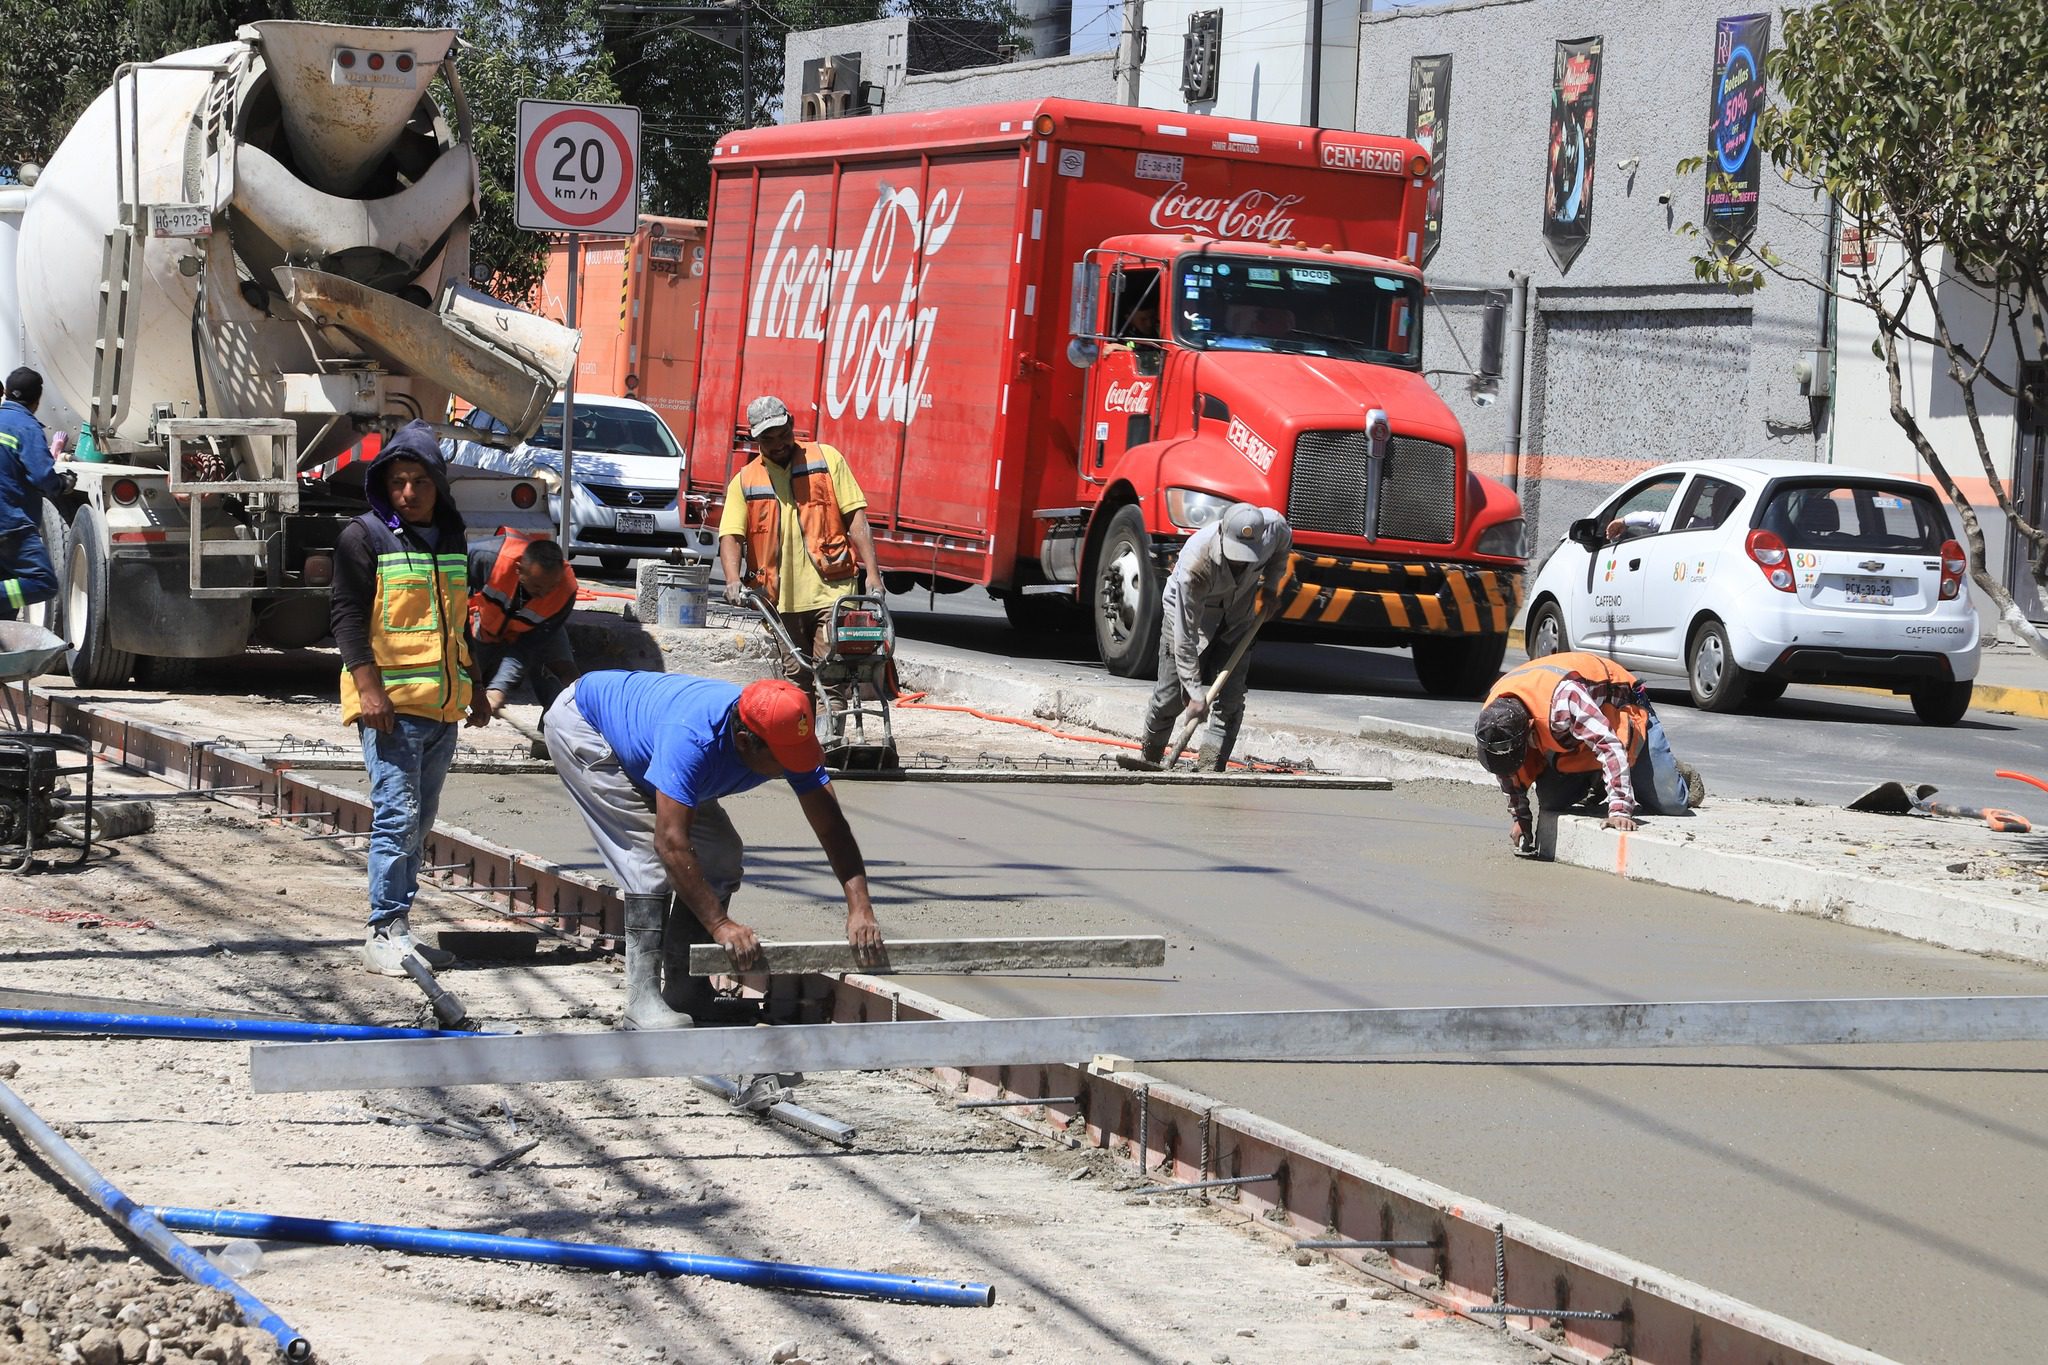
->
[362, 919, 456, 976]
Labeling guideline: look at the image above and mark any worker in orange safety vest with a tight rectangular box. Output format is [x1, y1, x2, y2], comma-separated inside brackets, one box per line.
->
[467, 530, 580, 724]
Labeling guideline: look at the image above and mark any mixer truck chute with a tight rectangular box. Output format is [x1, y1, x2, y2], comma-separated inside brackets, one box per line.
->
[10, 20, 579, 686]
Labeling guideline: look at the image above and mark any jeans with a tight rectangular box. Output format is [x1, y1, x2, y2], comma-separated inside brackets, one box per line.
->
[473, 635, 574, 708]
[360, 715, 459, 928]
[1534, 703, 1689, 816]
[0, 525, 58, 622]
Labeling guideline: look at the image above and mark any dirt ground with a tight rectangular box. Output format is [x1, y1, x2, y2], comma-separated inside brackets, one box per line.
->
[0, 780, 1532, 1365]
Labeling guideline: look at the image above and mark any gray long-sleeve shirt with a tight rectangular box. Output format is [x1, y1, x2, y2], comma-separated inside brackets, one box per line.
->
[1161, 513, 1292, 697]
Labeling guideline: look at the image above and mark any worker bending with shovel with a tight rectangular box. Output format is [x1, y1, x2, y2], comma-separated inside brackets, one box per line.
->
[1473, 651, 1697, 857]
[543, 671, 887, 1029]
[1125, 503, 1291, 771]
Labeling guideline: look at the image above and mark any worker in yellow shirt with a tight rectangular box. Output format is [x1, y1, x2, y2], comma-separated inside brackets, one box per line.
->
[719, 396, 884, 688]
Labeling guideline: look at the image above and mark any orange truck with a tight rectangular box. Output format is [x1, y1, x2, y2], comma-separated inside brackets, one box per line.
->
[536, 217, 707, 451]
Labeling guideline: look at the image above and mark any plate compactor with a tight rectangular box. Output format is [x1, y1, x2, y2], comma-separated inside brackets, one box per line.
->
[741, 586, 899, 771]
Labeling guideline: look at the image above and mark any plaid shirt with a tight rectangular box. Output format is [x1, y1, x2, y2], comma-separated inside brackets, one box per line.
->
[1498, 678, 1637, 822]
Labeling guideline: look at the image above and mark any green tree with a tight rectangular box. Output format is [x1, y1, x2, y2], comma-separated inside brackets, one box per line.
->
[607, 0, 1021, 219]
[0, 0, 138, 169]
[1680, 0, 2048, 656]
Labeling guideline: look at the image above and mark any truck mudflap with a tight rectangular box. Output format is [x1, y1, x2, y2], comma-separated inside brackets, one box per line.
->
[1274, 553, 1522, 636]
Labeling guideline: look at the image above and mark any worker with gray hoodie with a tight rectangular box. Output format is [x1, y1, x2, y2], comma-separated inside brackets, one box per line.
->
[329, 421, 478, 975]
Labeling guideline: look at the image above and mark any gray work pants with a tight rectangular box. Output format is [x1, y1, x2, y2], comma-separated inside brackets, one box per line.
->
[1140, 624, 1251, 768]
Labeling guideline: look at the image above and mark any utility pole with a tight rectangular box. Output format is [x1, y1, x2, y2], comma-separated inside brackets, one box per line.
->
[1117, 0, 1145, 106]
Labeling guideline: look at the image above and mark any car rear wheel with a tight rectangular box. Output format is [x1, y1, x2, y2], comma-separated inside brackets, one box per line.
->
[1909, 679, 1972, 726]
[1526, 600, 1568, 660]
[1413, 635, 1508, 699]
[1686, 619, 1753, 713]
[598, 554, 631, 576]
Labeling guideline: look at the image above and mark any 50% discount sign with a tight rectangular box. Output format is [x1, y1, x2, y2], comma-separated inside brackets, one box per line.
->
[514, 99, 642, 235]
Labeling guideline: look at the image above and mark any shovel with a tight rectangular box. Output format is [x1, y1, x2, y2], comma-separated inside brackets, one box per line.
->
[1117, 629, 1259, 773]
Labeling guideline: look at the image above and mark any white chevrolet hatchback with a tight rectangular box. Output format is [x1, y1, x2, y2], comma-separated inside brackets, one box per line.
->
[1523, 460, 1979, 724]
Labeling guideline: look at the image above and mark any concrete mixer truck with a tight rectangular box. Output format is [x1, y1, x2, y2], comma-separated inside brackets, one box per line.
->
[6, 19, 577, 685]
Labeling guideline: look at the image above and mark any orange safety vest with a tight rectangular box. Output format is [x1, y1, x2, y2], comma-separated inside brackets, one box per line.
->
[468, 531, 578, 645]
[1483, 651, 1647, 788]
[737, 448, 858, 605]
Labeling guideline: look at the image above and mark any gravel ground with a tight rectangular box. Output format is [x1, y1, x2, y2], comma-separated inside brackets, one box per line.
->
[0, 789, 1532, 1365]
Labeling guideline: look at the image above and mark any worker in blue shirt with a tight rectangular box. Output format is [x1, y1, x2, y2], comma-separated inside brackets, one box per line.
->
[0, 369, 69, 620]
[543, 671, 886, 1030]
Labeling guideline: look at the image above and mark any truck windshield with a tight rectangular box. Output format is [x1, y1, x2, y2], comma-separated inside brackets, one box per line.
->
[1174, 257, 1421, 367]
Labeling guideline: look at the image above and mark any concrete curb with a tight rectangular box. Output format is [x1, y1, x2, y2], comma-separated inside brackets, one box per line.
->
[1548, 814, 2048, 965]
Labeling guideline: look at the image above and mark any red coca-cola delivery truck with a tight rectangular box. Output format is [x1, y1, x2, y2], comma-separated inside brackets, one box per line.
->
[685, 99, 1526, 693]
[537, 217, 707, 450]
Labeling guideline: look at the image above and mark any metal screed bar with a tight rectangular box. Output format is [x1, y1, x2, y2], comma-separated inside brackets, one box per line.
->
[686, 935, 1168, 976]
[248, 994, 2048, 1094]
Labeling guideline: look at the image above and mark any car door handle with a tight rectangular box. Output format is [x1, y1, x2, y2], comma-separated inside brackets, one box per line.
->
[1628, 558, 1641, 570]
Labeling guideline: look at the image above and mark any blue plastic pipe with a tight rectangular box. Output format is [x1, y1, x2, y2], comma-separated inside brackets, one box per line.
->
[0, 1007, 492, 1042]
[0, 1082, 310, 1361]
[148, 1205, 997, 1308]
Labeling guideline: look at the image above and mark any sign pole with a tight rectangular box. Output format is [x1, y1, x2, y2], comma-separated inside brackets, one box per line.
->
[560, 232, 580, 550]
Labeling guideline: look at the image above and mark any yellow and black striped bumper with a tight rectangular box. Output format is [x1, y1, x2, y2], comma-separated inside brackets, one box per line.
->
[1274, 553, 1522, 636]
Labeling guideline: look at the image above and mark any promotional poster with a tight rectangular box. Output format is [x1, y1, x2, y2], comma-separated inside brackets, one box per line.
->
[1706, 13, 1771, 255]
[1406, 55, 1453, 267]
[1543, 36, 1604, 273]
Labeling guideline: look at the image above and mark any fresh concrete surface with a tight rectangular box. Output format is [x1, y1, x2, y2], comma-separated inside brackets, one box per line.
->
[427, 774, 2048, 1365]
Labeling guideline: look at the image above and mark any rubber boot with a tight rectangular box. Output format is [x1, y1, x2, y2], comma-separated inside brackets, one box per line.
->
[1194, 709, 1244, 772]
[621, 893, 694, 1031]
[659, 895, 723, 1022]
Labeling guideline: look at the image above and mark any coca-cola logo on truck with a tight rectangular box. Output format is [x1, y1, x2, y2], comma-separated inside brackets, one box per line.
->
[1148, 183, 1305, 244]
[747, 184, 965, 425]
[1103, 380, 1153, 415]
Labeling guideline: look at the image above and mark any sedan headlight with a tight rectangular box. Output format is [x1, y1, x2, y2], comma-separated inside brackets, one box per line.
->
[1164, 487, 1236, 530]
[1475, 518, 1527, 560]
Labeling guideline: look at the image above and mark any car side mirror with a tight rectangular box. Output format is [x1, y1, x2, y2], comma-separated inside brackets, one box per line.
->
[1568, 517, 1605, 551]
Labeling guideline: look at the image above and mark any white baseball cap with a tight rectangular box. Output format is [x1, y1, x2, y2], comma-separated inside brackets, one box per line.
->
[746, 395, 792, 438]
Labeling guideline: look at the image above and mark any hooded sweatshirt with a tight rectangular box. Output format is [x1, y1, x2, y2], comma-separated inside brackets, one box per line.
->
[330, 421, 473, 723]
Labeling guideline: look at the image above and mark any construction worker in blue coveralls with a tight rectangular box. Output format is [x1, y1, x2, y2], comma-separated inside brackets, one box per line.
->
[0, 369, 70, 620]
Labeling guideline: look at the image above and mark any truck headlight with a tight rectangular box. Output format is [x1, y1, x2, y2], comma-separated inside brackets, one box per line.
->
[1475, 518, 1527, 560]
[1164, 487, 1235, 530]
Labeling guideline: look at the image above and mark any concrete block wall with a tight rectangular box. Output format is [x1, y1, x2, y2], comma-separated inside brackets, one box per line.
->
[893, 50, 1118, 114]
[1356, 0, 1827, 588]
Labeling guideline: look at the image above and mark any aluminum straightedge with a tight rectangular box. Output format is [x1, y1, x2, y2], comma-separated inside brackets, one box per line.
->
[250, 994, 2048, 1095]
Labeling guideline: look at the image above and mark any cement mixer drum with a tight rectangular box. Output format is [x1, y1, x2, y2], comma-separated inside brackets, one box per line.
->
[17, 20, 574, 467]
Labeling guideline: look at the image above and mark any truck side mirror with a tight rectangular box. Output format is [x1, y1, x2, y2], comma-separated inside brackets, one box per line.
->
[1568, 517, 1605, 551]
[1067, 338, 1100, 369]
[1070, 261, 1101, 337]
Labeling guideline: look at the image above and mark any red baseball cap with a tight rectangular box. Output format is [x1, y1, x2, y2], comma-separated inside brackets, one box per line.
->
[736, 679, 825, 772]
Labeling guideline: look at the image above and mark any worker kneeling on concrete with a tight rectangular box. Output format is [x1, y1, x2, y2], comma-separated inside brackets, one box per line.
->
[543, 671, 886, 1029]
[1474, 652, 1695, 856]
[1139, 503, 1291, 770]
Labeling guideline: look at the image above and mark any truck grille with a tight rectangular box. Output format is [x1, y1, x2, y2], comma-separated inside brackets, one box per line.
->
[1286, 431, 1456, 544]
[584, 483, 677, 510]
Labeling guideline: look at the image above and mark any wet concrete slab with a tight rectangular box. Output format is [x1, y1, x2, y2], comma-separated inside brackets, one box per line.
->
[419, 773, 2046, 1364]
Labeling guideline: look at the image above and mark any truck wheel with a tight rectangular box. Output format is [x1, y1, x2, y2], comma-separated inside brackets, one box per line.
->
[1686, 618, 1752, 713]
[1412, 635, 1507, 699]
[63, 506, 134, 688]
[1909, 679, 1972, 726]
[1091, 505, 1161, 678]
[25, 500, 68, 647]
[1525, 600, 1568, 660]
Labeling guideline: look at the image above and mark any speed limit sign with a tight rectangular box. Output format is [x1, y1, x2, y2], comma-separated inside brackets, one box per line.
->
[515, 99, 641, 235]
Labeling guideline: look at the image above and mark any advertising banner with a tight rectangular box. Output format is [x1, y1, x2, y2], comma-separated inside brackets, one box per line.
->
[1542, 36, 1603, 273]
[1406, 55, 1453, 267]
[1706, 13, 1771, 255]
